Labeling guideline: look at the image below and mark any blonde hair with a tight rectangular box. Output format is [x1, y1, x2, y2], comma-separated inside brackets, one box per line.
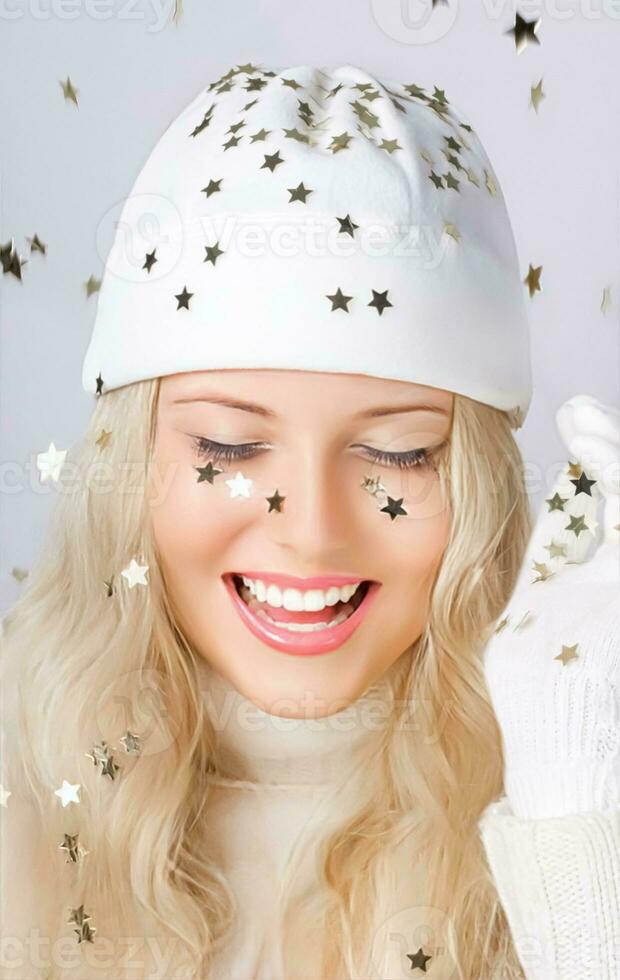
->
[1, 377, 532, 979]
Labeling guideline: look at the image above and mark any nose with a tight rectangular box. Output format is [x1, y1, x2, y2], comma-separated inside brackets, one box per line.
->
[265, 443, 355, 566]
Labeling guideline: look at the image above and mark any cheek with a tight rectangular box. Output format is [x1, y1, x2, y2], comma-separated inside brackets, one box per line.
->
[379, 471, 451, 597]
[148, 450, 243, 575]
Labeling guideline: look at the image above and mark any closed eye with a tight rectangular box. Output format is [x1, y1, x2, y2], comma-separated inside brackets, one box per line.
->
[191, 435, 447, 471]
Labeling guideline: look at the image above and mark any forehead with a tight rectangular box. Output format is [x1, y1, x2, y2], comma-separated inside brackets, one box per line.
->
[158, 369, 454, 418]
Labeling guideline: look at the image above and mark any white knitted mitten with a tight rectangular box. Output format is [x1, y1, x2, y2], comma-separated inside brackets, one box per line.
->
[482, 394, 620, 820]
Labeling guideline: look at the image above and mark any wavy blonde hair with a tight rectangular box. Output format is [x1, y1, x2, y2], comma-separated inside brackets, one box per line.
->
[1, 377, 532, 979]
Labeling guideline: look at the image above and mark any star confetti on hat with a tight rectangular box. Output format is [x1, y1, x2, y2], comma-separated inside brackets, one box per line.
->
[82, 63, 532, 430]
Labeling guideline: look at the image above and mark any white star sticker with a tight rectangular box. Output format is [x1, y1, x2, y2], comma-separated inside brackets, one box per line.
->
[0, 783, 12, 807]
[120, 558, 149, 588]
[54, 779, 81, 807]
[224, 471, 253, 499]
[36, 441, 67, 482]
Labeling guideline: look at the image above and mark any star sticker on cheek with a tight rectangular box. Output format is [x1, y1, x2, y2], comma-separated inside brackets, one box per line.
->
[380, 496, 408, 520]
[266, 489, 286, 512]
[195, 461, 224, 484]
[225, 471, 254, 498]
[360, 474, 387, 498]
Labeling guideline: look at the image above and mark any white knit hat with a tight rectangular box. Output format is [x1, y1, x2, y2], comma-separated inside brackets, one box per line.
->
[82, 62, 532, 428]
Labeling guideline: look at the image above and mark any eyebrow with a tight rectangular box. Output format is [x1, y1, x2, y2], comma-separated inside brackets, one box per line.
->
[171, 394, 451, 419]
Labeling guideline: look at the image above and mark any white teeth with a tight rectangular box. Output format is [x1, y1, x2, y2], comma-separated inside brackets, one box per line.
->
[237, 576, 363, 610]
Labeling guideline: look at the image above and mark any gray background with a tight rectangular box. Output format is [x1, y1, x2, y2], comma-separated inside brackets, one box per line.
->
[1, 0, 618, 614]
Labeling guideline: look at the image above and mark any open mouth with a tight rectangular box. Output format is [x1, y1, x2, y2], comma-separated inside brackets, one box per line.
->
[231, 574, 371, 632]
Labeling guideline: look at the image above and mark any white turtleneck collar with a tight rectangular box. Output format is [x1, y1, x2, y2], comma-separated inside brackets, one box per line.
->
[197, 657, 396, 790]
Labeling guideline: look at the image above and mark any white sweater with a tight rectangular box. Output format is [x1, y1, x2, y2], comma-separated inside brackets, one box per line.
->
[200, 663, 620, 980]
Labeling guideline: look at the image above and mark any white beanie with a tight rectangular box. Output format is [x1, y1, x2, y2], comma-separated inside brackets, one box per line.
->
[82, 62, 532, 428]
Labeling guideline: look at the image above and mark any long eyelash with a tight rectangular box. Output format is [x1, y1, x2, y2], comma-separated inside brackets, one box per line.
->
[191, 436, 267, 465]
[191, 435, 448, 470]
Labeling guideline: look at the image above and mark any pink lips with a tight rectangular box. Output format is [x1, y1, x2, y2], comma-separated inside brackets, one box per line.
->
[222, 573, 381, 657]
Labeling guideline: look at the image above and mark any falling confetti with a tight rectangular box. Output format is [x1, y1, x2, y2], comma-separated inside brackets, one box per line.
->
[120, 558, 149, 588]
[36, 442, 67, 483]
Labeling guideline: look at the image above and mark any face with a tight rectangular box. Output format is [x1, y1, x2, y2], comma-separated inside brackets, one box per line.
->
[148, 369, 453, 718]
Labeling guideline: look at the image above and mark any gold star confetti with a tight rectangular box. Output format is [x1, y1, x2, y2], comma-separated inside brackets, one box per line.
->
[544, 539, 567, 560]
[60, 76, 79, 106]
[570, 471, 597, 496]
[380, 496, 408, 520]
[227, 120, 246, 135]
[195, 461, 223, 484]
[565, 513, 590, 537]
[466, 168, 480, 188]
[379, 138, 402, 154]
[26, 233, 47, 254]
[201, 178, 223, 197]
[120, 558, 149, 588]
[204, 242, 225, 265]
[103, 578, 114, 597]
[368, 289, 393, 315]
[282, 127, 311, 145]
[512, 610, 533, 631]
[326, 288, 353, 312]
[484, 169, 497, 196]
[288, 181, 313, 203]
[95, 429, 112, 450]
[143, 249, 157, 273]
[190, 106, 215, 138]
[11, 567, 29, 582]
[555, 643, 579, 665]
[361, 475, 387, 497]
[494, 615, 510, 634]
[59, 832, 90, 865]
[261, 150, 284, 172]
[532, 560, 553, 583]
[329, 131, 353, 153]
[524, 264, 542, 298]
[0, 238, 27, 280]
[443, 222, 461, 243]
[407, 948, 433, 971]
[84, 274, 101, 298]
[600, 287, 613, 314]
[68, 905, 97, 943]
[506, 12, 541, 53]
[336, 214, 359, 237]
[429, 170, 444, 190]
[222, 134, 242, 151]
[119, 730, 142, 755]
[175, 285, 193, 310]
[266, 489, 286, 512]
[567, 460, 582, 478]
[530, 78, 546, 112]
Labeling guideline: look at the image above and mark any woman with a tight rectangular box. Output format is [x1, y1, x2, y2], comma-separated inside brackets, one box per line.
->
[1, 62, 618, 979]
